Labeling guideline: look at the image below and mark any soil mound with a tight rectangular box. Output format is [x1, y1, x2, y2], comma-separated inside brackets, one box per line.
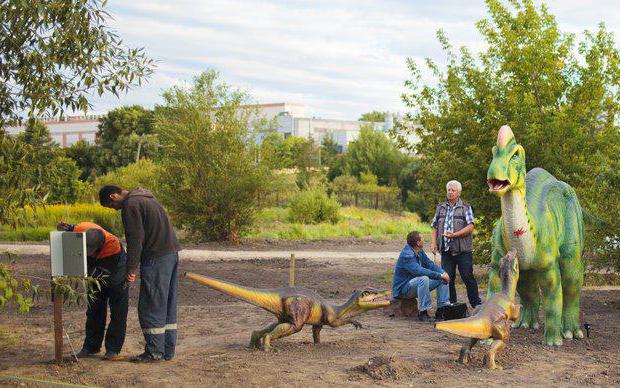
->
[353, 355, 418, 380]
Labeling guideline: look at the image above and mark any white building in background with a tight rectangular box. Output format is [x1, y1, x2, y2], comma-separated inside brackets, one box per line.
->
[4, 114, 103, 147]
[251, 102, 414, 152]
[3, 102, 418, 151]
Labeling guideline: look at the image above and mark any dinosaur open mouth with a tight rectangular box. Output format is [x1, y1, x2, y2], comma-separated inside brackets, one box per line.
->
[487, 179, 511, 192]
[361, 290, 392, 307]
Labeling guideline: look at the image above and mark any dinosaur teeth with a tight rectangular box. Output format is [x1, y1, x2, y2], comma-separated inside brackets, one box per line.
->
[487, 179, 511, 191]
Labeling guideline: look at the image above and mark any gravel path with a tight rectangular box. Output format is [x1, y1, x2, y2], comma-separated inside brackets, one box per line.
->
[0, 243, 404, 264]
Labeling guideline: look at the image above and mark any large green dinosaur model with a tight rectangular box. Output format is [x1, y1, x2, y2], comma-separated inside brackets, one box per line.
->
[184, 272, 392, 351]
[436, 249, 520, 369]
[485, 125, 585, 346]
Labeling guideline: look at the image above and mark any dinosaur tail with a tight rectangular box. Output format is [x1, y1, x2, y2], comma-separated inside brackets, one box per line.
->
[185, 272, 282, 315]
[435, 317, 492, 339]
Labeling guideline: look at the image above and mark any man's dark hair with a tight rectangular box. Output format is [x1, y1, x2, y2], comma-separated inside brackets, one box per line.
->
[99, 185, 123, 206]
[406, 231, 422, 247]
[85, 228, 105, 256]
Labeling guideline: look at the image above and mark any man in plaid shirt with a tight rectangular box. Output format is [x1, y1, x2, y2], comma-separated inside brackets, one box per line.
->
[431, 180, 481, 308]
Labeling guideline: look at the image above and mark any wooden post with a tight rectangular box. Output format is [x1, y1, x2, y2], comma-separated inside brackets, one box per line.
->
[53, 286, 63, 365]
[289, 254, 295, 287]
[375, 192, 379, 209]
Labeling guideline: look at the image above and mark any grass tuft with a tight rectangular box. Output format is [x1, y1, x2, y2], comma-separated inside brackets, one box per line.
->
[248, 206, 430, 240]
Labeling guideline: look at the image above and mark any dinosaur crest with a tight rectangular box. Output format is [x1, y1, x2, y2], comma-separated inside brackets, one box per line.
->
[497, 125, 516, 149]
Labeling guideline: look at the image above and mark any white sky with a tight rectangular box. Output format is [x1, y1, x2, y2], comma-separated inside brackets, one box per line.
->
[88, 0, 620, 120]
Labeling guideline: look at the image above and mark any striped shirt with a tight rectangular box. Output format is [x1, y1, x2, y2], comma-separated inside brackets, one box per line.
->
[432, 202, 475, 251]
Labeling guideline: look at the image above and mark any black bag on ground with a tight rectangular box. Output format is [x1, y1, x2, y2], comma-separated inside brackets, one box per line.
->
[436, 302, 468, 321]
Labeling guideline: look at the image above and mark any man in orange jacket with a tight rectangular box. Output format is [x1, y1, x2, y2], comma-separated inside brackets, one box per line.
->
[57, 221, 128, 360]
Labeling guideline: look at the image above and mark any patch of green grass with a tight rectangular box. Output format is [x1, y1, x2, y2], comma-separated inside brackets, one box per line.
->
[0, 203, 121, 241]
[0, 327, 20, 348]
[248, 206, 431, 240]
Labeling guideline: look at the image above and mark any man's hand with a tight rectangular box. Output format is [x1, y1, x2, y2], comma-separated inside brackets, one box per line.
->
[56, 221, 71, 231]
[431, 245, 438, 255]
[443, 231, 456, 239]
[441, 272, 450, 284]
[127, 273, 136, 282]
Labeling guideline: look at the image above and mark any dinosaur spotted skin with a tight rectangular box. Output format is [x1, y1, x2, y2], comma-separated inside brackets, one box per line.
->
[486, 125, 585, 346]
[436, 249, 520, 369]
[184, 272, 391, 351]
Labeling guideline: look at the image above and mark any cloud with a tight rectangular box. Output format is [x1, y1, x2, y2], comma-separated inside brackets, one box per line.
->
[91, 0, 620, 119]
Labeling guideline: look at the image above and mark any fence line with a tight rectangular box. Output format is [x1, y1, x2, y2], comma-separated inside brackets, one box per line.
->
[257, 190, 402, 212]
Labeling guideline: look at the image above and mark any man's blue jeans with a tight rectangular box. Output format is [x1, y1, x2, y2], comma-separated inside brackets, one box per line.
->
[138, 252, 178, 359]
[401, 276, 450, 312]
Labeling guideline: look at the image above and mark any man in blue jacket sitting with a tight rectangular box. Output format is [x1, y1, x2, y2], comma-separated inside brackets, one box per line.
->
[392, 231, 451, 322]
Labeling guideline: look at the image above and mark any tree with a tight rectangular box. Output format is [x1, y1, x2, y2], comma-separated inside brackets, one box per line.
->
[44, 156, 89, 204]
[341, 126, 409, 186]
[17, 119, 52, 147]
[97, 105, 155, 144]
[359, 111, 386, 123]
[0, 0, 154, 126]
[259, 132, 289, 169]
[397, 159, 428, 218]
[400, 0, 620, 263]
[94, 105, 159, 174]
[94, 159, 161, 196]
[0, 135, 45, 227]
[64, 140, 100, 181]
[156, 70, 272, 242]
[320, 136, 340, 166]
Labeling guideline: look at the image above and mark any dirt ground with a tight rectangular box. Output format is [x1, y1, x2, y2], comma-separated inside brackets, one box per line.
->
[1, 252, 619, 387]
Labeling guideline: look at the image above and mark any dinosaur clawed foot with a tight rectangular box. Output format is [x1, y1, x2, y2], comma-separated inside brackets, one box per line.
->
[512, 308, 539, 330]
[483, 355, 503, 370]
[544, 328, 564, 346]
[458, 351, 471, 365]
[249, 332, 273, 351]
[562, 329, 584, 340]
[351, 320, 363, 329]
[562, 313, 584, 340]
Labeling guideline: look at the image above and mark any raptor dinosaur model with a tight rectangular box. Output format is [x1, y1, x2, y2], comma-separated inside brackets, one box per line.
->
[435, 249, 520, 369]
[184, 272, 392, 351]
[486, 125, 585, 346]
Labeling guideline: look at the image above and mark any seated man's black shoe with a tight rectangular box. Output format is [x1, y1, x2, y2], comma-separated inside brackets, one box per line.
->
[435, 306, 447, 321]
[418, 310, 435, 322]
[130, 352, 162, 363]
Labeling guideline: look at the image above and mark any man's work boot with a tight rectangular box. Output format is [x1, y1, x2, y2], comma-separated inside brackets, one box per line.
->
[76, 348, 99, 358]
[103, 351, 121, 361]
[418, 310, 435, 322]
[130, 352, 162, 363]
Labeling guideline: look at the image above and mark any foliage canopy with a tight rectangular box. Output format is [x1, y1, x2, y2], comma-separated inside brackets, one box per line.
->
[156, 70, 272, 242]
[399, 0, 620, 262]
[0, 0, 154, 125]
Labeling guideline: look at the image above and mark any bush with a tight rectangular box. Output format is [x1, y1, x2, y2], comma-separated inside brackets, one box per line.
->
[45, 157, 87, 204]
[94, 159, 160, 195]
[288, 190, 341, 224]
[156, 71, 272, 242]
[257, 171, 299, 207]
[359, 172, 378, 185]
[331, 175, 358, 193]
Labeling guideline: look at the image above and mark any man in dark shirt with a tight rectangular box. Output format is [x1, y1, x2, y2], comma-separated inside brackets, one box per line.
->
[99, 185, 181, 363]
[392, 231, 451, 322]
